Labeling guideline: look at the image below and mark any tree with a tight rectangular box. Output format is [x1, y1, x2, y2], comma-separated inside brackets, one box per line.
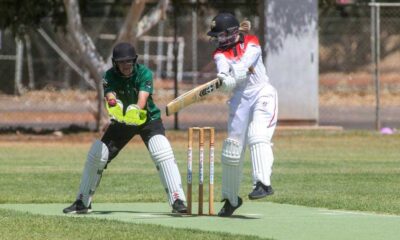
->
[0, 0, 170, 131]
[0, 0, 66, 34]
[64, 0, 169, 130]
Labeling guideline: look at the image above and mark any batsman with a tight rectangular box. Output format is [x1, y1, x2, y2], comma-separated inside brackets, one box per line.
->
[208, 13, 279, 217]
[63, 42, 187, 214]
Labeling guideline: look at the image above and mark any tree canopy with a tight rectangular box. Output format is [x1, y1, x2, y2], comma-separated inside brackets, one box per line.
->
[0, 0, 66, 35]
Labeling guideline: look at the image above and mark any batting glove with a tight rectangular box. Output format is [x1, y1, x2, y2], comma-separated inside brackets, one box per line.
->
[217, 72, 236, 92]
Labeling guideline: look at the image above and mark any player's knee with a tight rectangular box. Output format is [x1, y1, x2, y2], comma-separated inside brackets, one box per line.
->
[221, 138, 242, 166]
[105, 141, 120, 162]
[87, 140, 109, 167]
[247, 122, 271, 146]
[148, 135, 174, 164]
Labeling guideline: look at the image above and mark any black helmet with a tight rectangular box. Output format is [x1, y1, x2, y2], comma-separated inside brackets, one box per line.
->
[207, 13, 240, 50]
[207, 12, 239, 37]
[112, 42, 137, 62]
[112, 42, 138, 77]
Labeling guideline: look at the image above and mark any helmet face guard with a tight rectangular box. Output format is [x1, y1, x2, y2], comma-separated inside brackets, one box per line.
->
[112, 42, 138, 77]
[209, 26, 239, 50]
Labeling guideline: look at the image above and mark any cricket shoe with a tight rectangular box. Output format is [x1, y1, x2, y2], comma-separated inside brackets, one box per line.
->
[63, 199, 92, 214]
[248, 181, 274, 200]
[172, 199, 188, 213]
[218, 197, 243, 217]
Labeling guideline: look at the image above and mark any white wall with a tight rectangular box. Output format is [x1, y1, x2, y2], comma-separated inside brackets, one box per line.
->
[264, 0, 319, 123]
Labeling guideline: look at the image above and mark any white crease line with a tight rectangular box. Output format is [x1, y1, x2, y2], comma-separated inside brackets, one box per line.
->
[318, 209, 400, 218]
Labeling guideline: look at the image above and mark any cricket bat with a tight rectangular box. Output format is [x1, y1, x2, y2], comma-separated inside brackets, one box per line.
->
[165, 78, 222, 116]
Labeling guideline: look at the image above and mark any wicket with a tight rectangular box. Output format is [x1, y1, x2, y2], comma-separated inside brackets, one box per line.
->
[187, 127, 215, 215]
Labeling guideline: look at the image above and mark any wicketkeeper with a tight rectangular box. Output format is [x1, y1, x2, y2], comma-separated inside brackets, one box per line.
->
[63, 42, 187, 214]
[208, 13, 278, 217]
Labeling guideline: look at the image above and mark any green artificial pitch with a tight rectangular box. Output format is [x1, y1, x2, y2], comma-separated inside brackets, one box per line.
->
[1, 202, 399, 240]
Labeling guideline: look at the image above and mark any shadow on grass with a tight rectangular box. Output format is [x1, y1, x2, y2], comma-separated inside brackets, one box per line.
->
[92, 210, 259, 219]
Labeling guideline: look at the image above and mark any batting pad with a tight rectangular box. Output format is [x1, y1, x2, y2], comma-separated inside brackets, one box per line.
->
[248, 122, 274, 186]
[77, 140, 109, 207]
[221, 138, 243, 207]
[148, 135, 186, 205]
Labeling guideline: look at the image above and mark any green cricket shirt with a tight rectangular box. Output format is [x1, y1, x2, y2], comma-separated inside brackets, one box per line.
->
[102, 64, 161, 121]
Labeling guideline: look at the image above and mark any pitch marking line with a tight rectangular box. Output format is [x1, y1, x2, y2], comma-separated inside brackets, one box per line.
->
[318, 209, 399, 217]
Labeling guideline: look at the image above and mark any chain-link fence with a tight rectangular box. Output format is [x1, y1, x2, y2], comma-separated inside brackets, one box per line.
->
[319, 2, 400, 130]
[1, 1, 399, 132]
[0, 2, 260, 132]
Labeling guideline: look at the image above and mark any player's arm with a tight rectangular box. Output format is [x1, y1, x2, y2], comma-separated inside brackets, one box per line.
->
[214, 53, 230, 74]
[228, 44, 260, 85]
[239, 43, 261, 69]
[213, 54, 237, 92]
[214, 53, 252, 92]
[103, 74, 119, 107]
[137, 91, 149, 109]
[105, 92, 117, 106]
[102, 74, 125, 122]
[135, 69, 153, 109]
[122, 71, 152, 125]
[229, 37, 262, 80]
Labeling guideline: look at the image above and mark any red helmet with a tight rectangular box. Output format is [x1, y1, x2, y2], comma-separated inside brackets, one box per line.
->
[207, 13, 240, 50]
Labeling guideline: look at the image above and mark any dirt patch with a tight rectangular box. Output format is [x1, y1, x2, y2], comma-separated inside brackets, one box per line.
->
[320, 92, 400, 106]
[0, 77, 399, 135]
[0, 132, 100, 143]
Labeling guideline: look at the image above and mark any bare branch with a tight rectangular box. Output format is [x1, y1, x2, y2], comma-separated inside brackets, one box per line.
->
[63, 0, 108, 131]
[136, 0, 169, 37]
[110, 0, 170, 60]
[63, 0, 107, 74]
[115, 0, 147, 43]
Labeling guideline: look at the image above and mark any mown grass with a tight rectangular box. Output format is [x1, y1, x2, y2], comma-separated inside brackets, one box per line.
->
[0, 130, 399, 239]
[0, 208, 264, 240]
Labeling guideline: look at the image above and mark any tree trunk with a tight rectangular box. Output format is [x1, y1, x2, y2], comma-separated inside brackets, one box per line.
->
[115, 0, 146, 44]
[14, 36, 24, 95]
[63, 0, 171, 131]
[63, 0, 107, 131]
[24, 33, 35, 90]
[112, 0, 169, 56]
[135, 0, 169, 38]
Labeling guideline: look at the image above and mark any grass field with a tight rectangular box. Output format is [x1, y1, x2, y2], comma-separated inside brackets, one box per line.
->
[0, 130, 399, 239]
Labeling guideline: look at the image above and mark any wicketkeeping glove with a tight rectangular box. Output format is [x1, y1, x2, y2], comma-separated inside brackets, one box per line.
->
[124, 104, 147, 126]
[105, 99, 124, 123]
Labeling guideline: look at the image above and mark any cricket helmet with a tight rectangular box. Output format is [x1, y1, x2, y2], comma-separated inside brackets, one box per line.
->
[207, 12, 240, 50]
[112, 42, 138, 77]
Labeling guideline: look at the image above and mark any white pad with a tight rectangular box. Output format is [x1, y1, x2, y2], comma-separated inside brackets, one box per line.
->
[221, 138, 243, 207]
[77, 140, 109, 207]
[148, 135, 186, 205]
[248, 121, 274, 186]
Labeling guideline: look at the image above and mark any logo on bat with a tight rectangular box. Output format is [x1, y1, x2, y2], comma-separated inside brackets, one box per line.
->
[198, 81, 221, 97]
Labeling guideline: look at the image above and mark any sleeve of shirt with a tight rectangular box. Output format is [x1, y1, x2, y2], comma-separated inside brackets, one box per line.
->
[240, 42, 261, 69]
[102, 71, 115, 96]
[214, 53, 230, 75]
[139, 68, 154, 94]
